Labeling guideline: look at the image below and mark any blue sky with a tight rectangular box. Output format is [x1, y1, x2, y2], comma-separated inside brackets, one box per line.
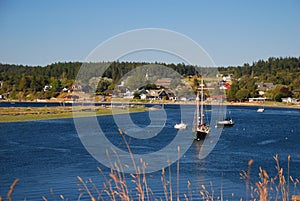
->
[0, 0, 299, 67]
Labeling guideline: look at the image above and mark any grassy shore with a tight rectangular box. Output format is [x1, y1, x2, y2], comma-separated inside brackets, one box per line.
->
[0, 105, 148, 122]
[130, 99, 300, 109]
[0, 100, 299, 123]
[224, 101, 300, 108]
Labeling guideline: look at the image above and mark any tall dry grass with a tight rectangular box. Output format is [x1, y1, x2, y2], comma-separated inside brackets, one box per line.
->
[0, 178, 19, 201]
[240, 154, 299, 201]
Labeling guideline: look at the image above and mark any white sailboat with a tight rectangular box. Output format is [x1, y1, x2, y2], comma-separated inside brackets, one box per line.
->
[257, 101, 265, 112]
[257, 108, 264, 112]
[174, 121, 187, 130]
[193, 79, 210, 141]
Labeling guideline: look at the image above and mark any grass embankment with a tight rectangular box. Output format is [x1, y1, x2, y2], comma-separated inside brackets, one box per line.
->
[0, 105, 148, 122]
[224, 101, 300, 109]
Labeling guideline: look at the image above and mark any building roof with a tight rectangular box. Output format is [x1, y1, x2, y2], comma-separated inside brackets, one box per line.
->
[255, 82, 274, 91]
[155, 78, 172, 88]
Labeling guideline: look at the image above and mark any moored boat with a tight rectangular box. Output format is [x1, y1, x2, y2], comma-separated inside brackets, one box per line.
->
[193, 79, 210, 141]
[257, 101, 265, 112]
[257, 108, 264, 112]
[216, 117, 234, 127]
[174, 122, 187, 130]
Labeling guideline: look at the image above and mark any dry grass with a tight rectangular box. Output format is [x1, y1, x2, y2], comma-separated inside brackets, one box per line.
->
[66, 154, 300, 201]
[240, 154, 299, 201]
[0, 178, 19, 201]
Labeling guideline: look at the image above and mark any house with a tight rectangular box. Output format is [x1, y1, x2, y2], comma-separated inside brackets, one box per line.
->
[114, 85, 133, 98]
[219, 82, 231, 90]
[161, 90, 176, 100]
[255, 82, 275, 96]
[123, 89, 134, 99]
[138, 88, 148, 94]
[255, 82, 274, 90]
[158, 90, 170, 100]
[249, 97, 267, 102]
[140, 94, 147, 100]
[146, 90, 160, 100]
[43, 85, 52, 91]
[62, 87, 69, 92]
[139, 89, 176, 101]
[222, 74, 233, 82]
[281, 97, 299, 104]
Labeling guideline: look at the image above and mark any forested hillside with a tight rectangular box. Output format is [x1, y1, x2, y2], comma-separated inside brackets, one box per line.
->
[0, 57, 299, 101]
[218, 57, 300, 86]
[218, 57, 300, 101]
[0, 62, 198, 100]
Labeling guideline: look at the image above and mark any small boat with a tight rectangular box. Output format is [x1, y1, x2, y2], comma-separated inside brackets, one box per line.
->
[216, 117, 234, 127]
[257, 101, 265, 112]
[174, 122, 187, 130]
[257, 108, 264, 112]
[193, 79, 210, 141]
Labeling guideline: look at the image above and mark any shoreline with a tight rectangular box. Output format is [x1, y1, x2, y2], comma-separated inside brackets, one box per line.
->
[1, 99, 300, 109]
[223, 101, 300, 109]
[0, 100, 299, 123]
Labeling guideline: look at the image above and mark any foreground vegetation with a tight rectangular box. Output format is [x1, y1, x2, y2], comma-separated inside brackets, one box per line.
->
[1, 156, 299, 201]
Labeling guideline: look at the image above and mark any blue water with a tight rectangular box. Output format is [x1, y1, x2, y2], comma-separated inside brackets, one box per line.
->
[0, 105, 299, 200]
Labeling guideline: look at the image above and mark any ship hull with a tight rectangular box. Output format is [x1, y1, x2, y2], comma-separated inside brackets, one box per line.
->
[216, 122, 234, 127]
[194, 131, 207, 141]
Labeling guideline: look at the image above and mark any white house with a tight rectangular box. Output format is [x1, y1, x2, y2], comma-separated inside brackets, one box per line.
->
[140, 94, 147, 100]
[281, 97, 299, 104]
[43, 85, 52, 91]
[222, 74, 233, 82]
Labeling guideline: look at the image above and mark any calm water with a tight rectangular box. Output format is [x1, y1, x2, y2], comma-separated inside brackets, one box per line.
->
[0, 105, 300, 200]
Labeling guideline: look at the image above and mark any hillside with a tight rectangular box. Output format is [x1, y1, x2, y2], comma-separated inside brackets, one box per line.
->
[218, 57, 300, 101]
[0, 57, 299, 101]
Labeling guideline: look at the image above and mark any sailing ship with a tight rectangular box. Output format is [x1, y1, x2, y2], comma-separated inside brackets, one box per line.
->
[193, 80, 210, 141]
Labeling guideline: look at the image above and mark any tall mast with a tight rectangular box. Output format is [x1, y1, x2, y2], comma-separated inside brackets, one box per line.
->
[196, 90, 200, 127]
[200, 78, 204, 125]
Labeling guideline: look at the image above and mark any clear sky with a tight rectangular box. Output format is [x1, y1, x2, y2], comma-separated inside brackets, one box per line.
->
[0, 0, 299, 67]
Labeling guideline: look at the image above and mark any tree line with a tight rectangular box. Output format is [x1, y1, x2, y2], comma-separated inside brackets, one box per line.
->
[218, 57, 300, 101]
[0, 61, 198, 100]
[0, 57, 299, 101]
